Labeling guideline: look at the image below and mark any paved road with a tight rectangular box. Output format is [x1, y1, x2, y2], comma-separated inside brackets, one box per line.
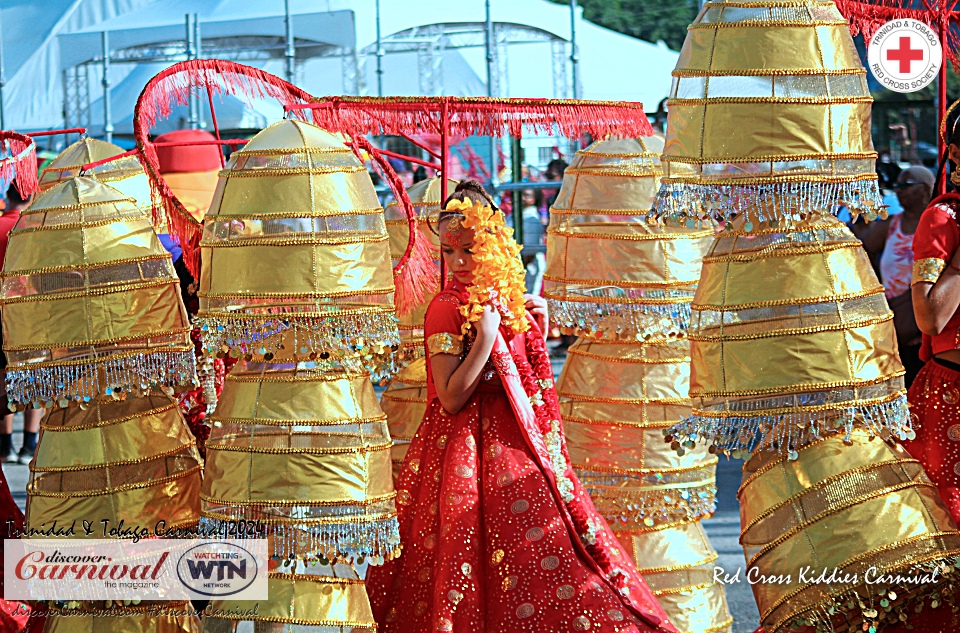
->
[2, 358, 761, 632]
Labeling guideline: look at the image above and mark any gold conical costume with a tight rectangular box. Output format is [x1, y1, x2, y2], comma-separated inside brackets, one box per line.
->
[1, 177, 196, 408]
[380, 177, 452, 480]
[549, 138, 732, 633]
[39, 137, 155, 220]
[196, 120, 400, 631]
[0, 175, 201, 631]
[653, 2, 960, 631]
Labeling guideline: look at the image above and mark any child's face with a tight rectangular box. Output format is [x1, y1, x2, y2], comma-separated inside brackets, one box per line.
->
[439, 217, 476, 285]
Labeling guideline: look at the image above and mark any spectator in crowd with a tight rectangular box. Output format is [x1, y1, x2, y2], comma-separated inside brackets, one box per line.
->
[0, 185, 42, 464]
[520, 188, 546, 294]
[544, 158, 568, 209]
[853, 165, 934, 386]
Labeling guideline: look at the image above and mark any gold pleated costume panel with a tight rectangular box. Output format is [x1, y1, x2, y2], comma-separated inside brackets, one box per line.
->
[558, 338, 732, 633]
[201, 566, 375, 632]
[200, 361, 399, 563]
[667, 216, 910, 457]
[0, 176, 196, 410]
[197, 120, 400, 381]
[545, 137, 714, 341]
[739, 432, 960, 632]
[381, 177, 451, 481]
[382, 357, 429, 482]
[26, 393, 202, 531]
[549, 135, 731, 632]
[43, 603, 199, 633]
[655, 0, 883, 228]
[38, 137, 156, 223]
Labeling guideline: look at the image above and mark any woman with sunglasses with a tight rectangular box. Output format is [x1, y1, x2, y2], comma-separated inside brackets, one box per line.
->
[856, 166, 934, 388]
[907, 106, 960, 525]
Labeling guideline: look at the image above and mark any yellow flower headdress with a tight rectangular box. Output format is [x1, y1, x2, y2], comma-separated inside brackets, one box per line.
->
[444, 196, 530, 336]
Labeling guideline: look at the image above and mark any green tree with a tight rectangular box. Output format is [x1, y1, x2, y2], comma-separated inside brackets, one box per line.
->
[549, 0, 698, 51]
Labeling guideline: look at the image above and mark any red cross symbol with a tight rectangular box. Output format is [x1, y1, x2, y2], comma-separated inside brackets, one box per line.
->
[886, 35, 924, 73]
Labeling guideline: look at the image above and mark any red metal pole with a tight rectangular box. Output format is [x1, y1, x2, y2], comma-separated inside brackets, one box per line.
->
[439, 98, 449, 286]
[940, 19, 949, 195]
[206, 84, 226, 169]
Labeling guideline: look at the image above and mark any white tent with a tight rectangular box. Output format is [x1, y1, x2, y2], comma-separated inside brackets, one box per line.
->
[3, 0, 679, 135]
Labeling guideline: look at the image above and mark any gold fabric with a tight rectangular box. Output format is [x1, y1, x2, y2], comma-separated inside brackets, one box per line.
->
[620, 521, 732, 633]
[385, 176, 449, 341]
[26, 393, 202, 531]
[544, 136, 713, 340]
[163, 170, 220, 222]
[426, 332, 463, 356]
[203, 567, 374, 630]
[200, 239, 394, 297]
[381, 358, 429, 482]
[4, 283, 186, 351]
[740, 431, 960, 633]
[44, 603, 199, 633]
[912, 257, 946, 286]
[556, 338, 731, 631]
[655, 0, 882, 225]
[688, 216, 904, 399]
[197, 120, 398, 378]
[39, 137, 158, 230]
[200, 361, 399, 561]
[0, 177, 195, 408]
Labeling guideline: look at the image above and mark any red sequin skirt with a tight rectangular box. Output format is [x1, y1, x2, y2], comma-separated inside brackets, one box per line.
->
[906, 359, 960, 523]
[367, 386, 655, 633]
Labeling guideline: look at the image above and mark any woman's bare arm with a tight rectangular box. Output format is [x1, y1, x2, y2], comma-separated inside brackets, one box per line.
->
[431, 305, 500, 414]
[913, 249, 960, 335]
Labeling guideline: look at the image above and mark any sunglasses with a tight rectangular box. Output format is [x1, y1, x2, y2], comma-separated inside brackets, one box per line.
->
[892, 180, 922, 190]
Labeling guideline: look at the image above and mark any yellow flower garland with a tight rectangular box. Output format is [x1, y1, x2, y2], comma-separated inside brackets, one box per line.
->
[445, 196, 530, 336]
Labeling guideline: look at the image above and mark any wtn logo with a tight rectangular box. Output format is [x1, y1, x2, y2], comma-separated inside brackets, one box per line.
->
[176, 543, 260, 597]
[185, 559, 247, 582]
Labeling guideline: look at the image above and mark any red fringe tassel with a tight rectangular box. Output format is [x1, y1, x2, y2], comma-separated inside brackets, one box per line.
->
[132, 60, 313, 278]
[353, 135, 439, 316]
[302, 96, 653, 141]
[0, 131, 39, 198]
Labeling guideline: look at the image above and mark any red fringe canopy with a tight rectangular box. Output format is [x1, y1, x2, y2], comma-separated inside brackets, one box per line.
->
[132, 59, 313, 278]
[299, 96, 653, 141]
[0, 131, 39, 199]
[835, 1, 960, 70]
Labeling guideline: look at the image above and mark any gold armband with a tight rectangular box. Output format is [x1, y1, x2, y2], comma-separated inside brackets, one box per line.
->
[912, 258, 947, 286]
[427, 333, 464, 356]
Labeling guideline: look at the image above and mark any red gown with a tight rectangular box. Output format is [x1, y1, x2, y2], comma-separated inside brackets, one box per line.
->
[906, 193, 960, 523]
[367, 282, 674, 633]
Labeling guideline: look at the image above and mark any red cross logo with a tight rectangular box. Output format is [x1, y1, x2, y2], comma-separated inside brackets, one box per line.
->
[886, 36, 924, 74]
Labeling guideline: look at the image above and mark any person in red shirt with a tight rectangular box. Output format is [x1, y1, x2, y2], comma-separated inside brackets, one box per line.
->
[0, 184, 41, 464]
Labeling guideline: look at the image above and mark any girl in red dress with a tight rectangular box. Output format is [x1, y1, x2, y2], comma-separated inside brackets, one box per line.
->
[908, 109, 960, 525]
[366, 181, 674, 633]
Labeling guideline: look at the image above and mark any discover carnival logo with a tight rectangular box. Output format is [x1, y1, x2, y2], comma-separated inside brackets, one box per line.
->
[4, 538, 268, 601]
[867, 18, 943, 93]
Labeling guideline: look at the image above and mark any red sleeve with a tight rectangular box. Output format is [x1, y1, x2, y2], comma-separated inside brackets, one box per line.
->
[914, 204, 960, 262]
[424, 293, 465, 339]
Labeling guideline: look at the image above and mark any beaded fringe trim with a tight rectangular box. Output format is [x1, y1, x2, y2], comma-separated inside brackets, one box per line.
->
[196, 312, 402, 383]
[547, 299, 692, 340]
[199, 515, 400, 565]
[664, 392, 911, 460]
[653, 180, 885, 229]
[6, 350, 198, 410]
[576, 469, 717, 528]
